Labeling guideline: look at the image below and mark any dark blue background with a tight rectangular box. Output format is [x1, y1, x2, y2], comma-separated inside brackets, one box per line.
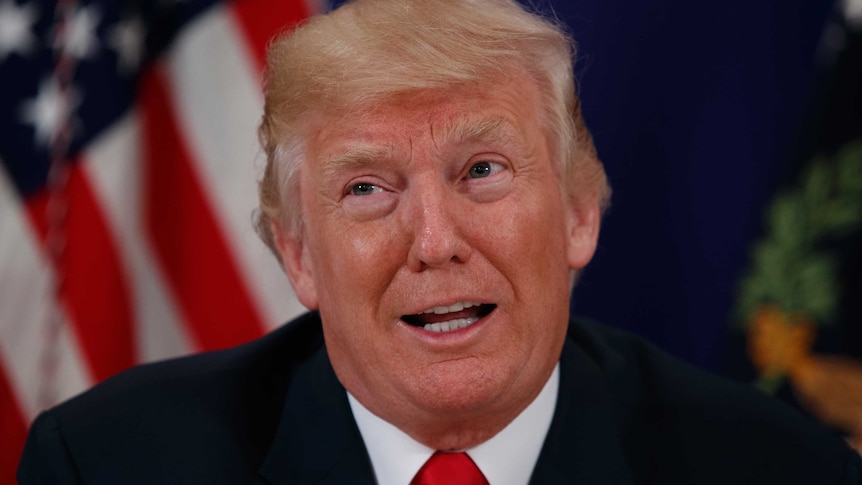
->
[327, 0, 837, 373]
[542, 0, 835, 373]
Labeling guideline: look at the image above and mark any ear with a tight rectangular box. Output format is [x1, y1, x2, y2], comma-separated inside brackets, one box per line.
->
[565, 196, 601, 270]
[271, 222, 320, 309]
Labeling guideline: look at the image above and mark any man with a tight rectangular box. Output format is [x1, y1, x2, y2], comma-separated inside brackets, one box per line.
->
[18, 0, 862, 483]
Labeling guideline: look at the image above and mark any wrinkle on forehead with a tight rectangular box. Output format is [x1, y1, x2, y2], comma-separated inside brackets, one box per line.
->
[315, 82, 542, 177]
[322, 114, 525, 163]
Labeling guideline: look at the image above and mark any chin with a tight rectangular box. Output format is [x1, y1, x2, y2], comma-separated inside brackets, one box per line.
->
[403, 377, 523, 451]
[409, 358, 519, 413]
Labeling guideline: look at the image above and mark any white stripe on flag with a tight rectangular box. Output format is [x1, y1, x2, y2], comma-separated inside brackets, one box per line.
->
[166, 5, 304, 329]
[49, 317, 96, 410]
[0, 163, 92, 418]
[82, 113, 196, 363]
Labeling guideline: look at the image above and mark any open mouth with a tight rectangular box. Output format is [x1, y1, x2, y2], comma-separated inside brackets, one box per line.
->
[401, 302, 496, 333]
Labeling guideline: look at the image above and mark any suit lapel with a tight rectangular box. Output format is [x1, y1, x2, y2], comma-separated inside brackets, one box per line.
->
[257, 317, 636, 484]
[530, 338, 636, 484]
[258, 346, 376, 485]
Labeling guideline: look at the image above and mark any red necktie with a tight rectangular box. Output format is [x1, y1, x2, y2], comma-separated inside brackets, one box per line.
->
[411, 451, 489, 485]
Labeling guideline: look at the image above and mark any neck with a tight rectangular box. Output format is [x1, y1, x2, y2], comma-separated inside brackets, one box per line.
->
[351, 365, 558, 451]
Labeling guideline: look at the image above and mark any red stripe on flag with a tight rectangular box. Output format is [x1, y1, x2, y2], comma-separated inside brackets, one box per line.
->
[0, 361, 28, 483]
[24, 189, 50, 241]
[140, 67, 266, 351]
[25, 165, 137, 383]
[231, 0, 311, 70]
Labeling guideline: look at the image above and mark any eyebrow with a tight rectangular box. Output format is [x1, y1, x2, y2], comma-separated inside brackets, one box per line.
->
[321, 144, 395, 179]
[438, 115, 521, 147]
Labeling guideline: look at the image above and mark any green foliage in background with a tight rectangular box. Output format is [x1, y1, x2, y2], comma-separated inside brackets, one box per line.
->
[736, 140, 862, 327]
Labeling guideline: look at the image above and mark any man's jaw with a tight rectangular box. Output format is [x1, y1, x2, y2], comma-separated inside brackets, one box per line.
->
[401, 302, 496, 333]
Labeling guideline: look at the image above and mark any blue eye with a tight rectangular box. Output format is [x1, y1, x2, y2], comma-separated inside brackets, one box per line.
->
[351, 183, 379, 196]
[468, 161, 504, 179]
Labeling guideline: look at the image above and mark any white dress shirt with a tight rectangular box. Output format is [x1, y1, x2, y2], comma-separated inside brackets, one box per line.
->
[348, 363, 560, 485]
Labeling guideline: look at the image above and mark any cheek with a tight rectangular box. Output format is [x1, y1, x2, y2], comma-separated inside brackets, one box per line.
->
[489, 196, 569, 275]
[310, 218, 406, 303]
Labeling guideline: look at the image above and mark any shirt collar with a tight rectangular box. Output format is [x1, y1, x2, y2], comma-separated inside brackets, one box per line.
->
[348, 363, 560, 485]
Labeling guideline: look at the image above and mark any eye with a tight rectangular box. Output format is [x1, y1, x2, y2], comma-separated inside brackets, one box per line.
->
[468, 161, 504, 179]
[461, 158, 512, 202]
[351, 182, 382, 196]
[343, 180, 396, 220]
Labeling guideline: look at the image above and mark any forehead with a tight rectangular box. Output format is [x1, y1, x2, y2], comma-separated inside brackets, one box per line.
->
[304, 74, 546, 164]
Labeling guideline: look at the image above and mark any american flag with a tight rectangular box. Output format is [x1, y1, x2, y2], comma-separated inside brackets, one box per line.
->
[0, 0, 317, 479]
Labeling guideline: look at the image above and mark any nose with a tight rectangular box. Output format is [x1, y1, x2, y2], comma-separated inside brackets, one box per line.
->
[403, 178, 472, 271]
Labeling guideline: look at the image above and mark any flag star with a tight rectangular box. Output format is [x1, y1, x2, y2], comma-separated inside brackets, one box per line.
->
[54, 4, 101, 60]
[19, 78, 81, 149]
[108, 17, 144, 74]
[0, 0, 39, 61]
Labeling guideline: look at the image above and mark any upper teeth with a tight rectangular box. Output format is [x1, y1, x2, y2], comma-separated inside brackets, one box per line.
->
[422, 301, 480, 315]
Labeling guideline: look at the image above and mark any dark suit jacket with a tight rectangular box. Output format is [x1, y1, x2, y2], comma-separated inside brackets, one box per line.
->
[18, 312, 862, 484]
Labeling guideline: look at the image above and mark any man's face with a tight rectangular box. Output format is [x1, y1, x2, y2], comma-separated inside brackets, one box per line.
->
[275, 72, 599, 447]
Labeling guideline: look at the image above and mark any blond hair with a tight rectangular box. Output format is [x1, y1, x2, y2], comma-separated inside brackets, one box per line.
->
[256, 0, 610, 256]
